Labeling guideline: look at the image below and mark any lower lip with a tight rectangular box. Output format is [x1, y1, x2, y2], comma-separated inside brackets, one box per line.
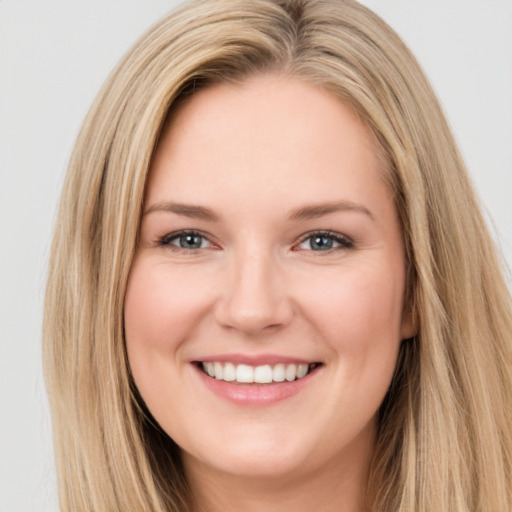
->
[193, 365, 319, 406]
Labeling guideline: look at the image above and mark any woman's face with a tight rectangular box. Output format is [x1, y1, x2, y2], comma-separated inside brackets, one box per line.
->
[125, 75, 413, 483]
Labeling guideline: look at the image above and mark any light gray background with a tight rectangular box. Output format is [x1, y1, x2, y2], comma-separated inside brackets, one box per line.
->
[1, 1, 511, 511]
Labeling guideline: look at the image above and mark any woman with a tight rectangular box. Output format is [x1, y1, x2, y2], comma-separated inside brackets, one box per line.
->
[43, 0, 512, 511]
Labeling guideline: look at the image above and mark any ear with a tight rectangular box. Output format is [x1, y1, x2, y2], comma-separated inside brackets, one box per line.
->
[400, 307, 416, 340]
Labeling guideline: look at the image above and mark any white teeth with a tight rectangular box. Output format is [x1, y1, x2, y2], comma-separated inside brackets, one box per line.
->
[236, 364, 254, 383]
[297, 364, 308, 379]
[272, 363, 285, 382]
[254, 365, 273, 383]
[285, 364, 297, 381]
[223, 362, 236, 381]
[201, 361, 315, 383]
[206, 362, 215, 377]
[214, 362, 223, 380]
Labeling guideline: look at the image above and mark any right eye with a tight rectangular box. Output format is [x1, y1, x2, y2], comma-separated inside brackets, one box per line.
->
[159, 230, 213, 250]
[294, 230, 354, 253]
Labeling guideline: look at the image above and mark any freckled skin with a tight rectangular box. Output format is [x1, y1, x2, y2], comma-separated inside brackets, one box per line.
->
[124, 75, 414, 512]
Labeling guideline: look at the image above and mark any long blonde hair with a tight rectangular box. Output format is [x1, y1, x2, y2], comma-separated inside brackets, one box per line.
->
[43, 1, 512, 510]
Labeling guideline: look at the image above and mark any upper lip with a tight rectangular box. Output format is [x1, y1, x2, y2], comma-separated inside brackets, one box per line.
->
[192, 353, 320, 366]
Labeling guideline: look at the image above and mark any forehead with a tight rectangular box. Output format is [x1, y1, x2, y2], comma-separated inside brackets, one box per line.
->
[147, 75, 392, 220]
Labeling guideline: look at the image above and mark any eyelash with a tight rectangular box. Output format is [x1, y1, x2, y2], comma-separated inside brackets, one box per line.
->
[158, 230, 215, 250]
[295, 230, 354, 252]
[157, 230, 354, 252]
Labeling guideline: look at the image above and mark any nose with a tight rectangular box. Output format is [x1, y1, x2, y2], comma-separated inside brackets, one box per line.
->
[214, 248, 293, 336]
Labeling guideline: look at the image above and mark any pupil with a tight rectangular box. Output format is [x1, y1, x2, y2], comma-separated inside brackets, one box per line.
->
[312, 236, 333, 250]
[181, 234, 202, 248]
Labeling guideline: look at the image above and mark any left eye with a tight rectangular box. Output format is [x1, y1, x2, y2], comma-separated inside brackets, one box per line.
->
[160, 231, 212, 250]
[297, 232, 353, 251]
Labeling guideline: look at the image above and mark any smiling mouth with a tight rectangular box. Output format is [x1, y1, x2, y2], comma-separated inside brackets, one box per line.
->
[196, 361, 323, 384]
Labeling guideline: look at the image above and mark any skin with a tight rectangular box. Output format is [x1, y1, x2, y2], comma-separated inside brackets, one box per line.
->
[124, 75, 414, 512]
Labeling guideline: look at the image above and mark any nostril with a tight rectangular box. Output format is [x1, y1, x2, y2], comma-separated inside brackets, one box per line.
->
[215, 302, 293, 335]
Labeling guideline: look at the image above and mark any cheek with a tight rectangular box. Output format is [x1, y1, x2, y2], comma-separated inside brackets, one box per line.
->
[311, 266, 402, 332]
[299, 260, 405, 379]
[124, 257, 211, 376]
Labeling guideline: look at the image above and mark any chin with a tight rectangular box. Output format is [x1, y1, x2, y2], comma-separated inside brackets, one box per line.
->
[183, 429, 313, 480]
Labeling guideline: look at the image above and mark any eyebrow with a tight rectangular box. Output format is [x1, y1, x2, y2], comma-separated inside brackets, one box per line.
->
[143, 201, 220, 221]
[143, 199, 374, 222]
[289, 200, 375, 221]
